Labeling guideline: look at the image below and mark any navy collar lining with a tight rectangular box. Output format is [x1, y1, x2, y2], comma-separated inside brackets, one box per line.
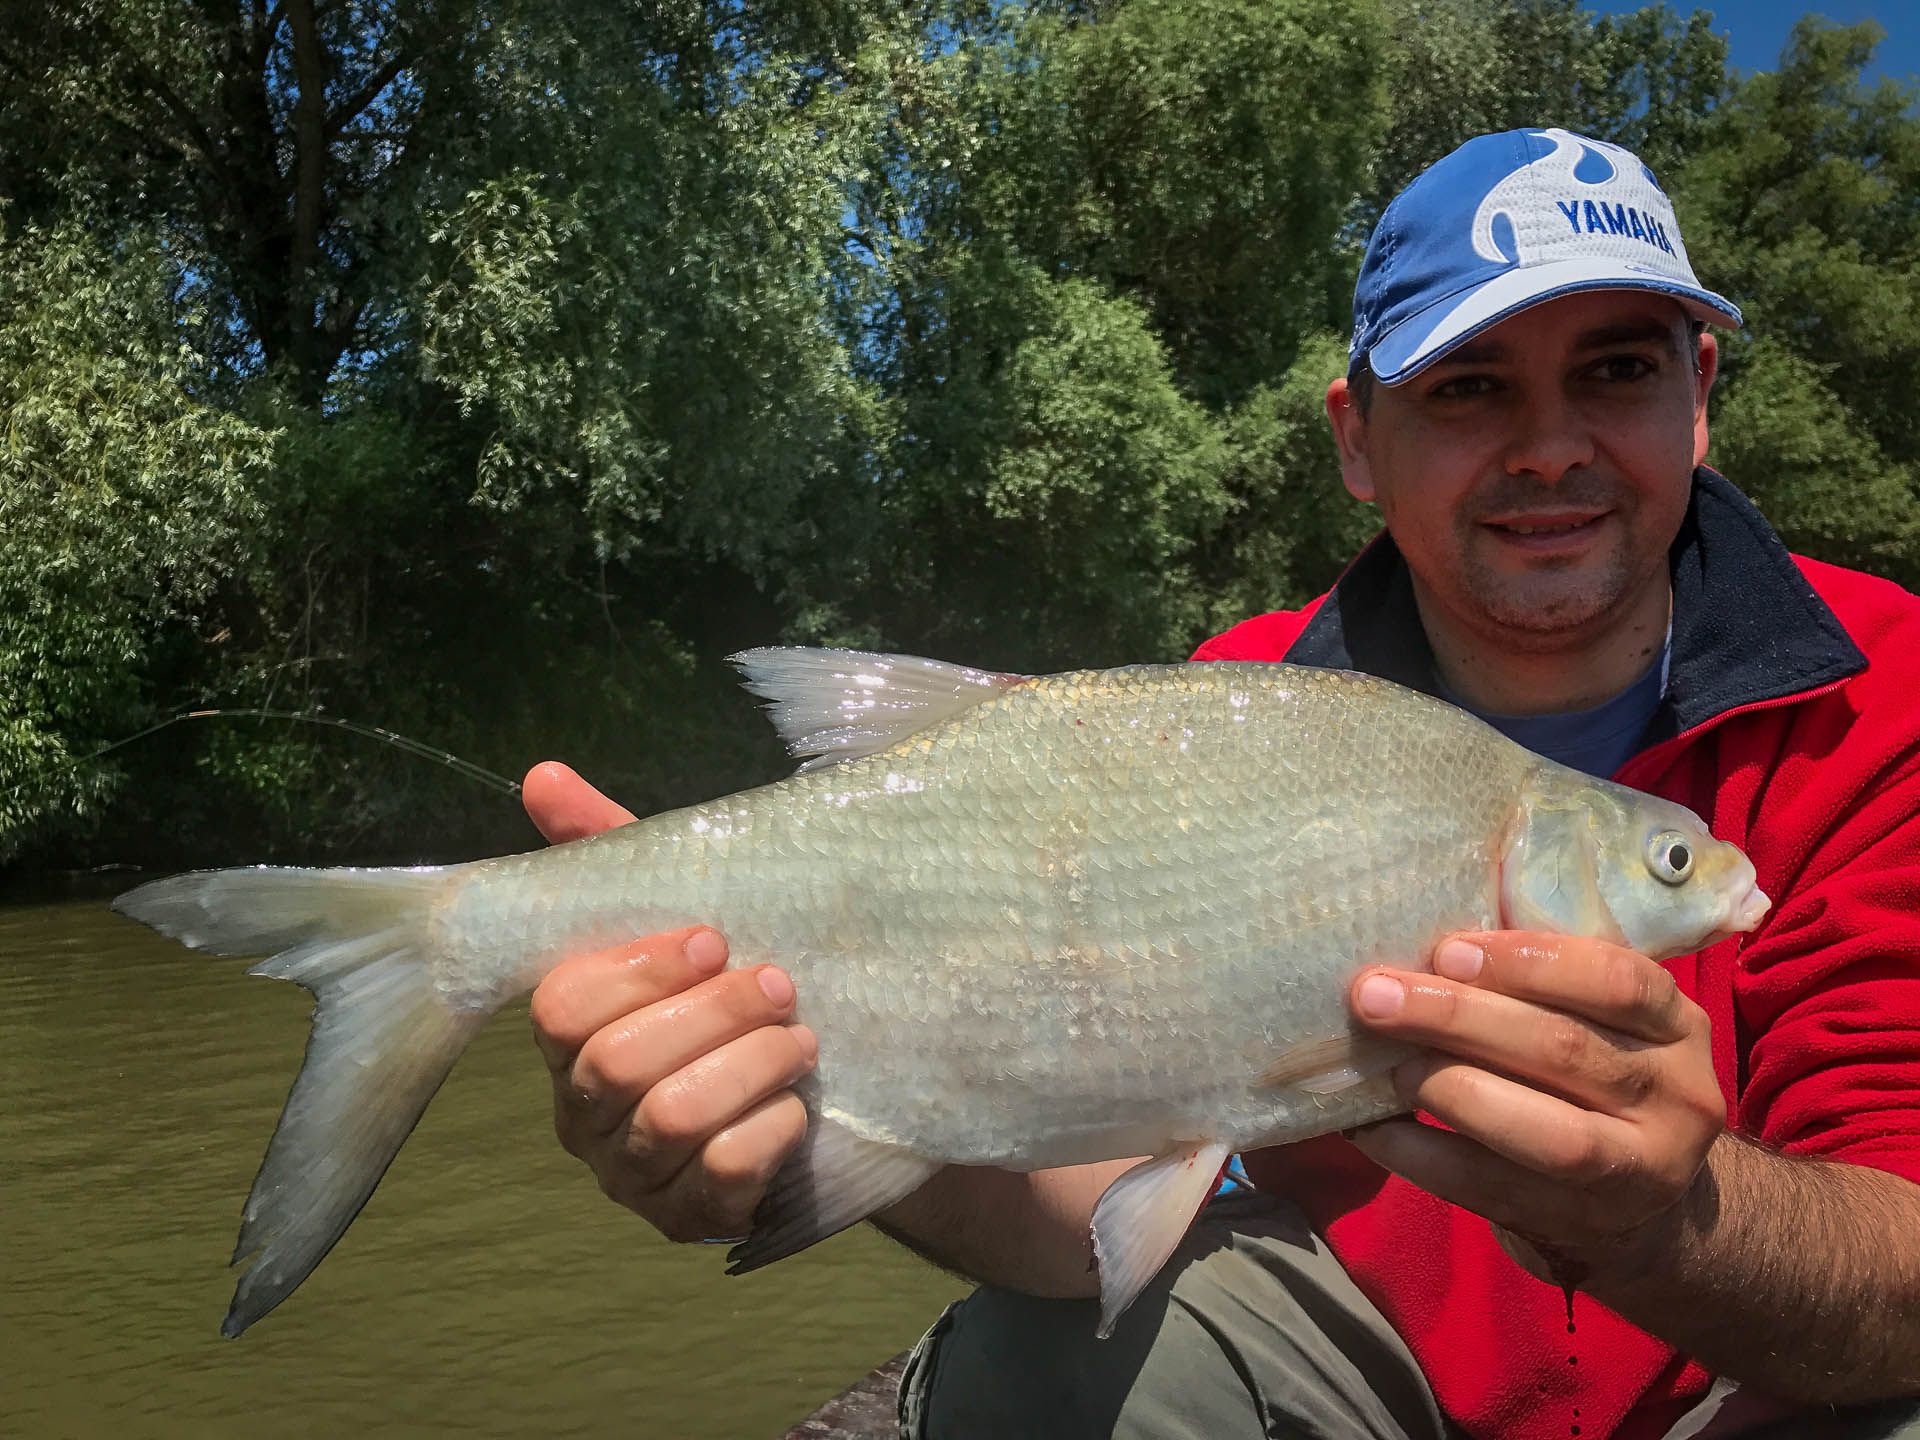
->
[1283, 468, 1866, 738]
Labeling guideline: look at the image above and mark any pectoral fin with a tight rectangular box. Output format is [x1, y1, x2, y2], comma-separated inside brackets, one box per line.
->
[1254, 1033, 1402, 1095]
[726, 1116, 941, 1274]
[1089, 1139, 1232, 1338]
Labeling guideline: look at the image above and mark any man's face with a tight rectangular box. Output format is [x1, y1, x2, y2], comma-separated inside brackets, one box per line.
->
[1327, 292, 1717, 651]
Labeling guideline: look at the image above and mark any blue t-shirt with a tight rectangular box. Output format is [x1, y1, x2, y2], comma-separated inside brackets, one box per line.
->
[1441, 640, 1669, 780]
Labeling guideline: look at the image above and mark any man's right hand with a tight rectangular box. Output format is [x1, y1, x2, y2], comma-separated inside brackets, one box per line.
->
[521, 762, 818, 1242]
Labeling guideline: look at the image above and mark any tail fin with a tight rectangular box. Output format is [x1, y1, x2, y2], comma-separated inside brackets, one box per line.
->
[113, 866, 486, 1337]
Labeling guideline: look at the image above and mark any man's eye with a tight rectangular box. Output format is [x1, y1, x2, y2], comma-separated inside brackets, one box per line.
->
[1430, 374, 1497, 399]
[1594, 355, 1656, 382]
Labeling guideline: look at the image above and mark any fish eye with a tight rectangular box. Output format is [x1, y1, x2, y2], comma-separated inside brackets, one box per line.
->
[1646, 831, 1694, 885]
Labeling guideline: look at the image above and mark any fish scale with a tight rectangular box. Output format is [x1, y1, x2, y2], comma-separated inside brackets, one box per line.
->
[113, 649, 1766, 1339]
[431, 665, 1527, 1166]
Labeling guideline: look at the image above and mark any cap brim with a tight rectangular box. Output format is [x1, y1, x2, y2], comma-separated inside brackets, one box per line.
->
[1369, 259, 1743, 385]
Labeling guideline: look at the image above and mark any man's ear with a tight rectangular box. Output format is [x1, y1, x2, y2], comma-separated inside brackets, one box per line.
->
[1326, 377, 1376, 503]
[1692, 331, 1719, 467]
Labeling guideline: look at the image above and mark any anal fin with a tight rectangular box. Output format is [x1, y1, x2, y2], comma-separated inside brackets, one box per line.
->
[726, 1117, 941, 1274]
[1090, 1139, 1231, 1338]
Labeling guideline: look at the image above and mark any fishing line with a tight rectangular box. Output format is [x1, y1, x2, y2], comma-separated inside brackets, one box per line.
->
[4, 708, 522, 801]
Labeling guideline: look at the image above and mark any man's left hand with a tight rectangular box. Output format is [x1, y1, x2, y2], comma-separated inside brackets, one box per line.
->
[1345, 932, 1726, 1285]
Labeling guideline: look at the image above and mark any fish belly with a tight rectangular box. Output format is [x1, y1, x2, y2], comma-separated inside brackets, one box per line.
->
[440, 664, 1529, 1166]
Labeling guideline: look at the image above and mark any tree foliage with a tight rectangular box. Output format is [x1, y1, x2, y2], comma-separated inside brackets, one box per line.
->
[0, 1, 1915, 867]
[1370, 0, 1729, 206]
[0, 220, 274, 847]
[1670, 15, 1920, 552]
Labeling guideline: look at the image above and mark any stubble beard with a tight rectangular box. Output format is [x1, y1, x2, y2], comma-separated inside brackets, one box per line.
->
[1461, 541, 1639, 639]
[1455, 480, 1645, 644]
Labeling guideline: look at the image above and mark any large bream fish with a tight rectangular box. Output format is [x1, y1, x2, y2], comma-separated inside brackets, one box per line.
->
[115, 650, 1769, 1339]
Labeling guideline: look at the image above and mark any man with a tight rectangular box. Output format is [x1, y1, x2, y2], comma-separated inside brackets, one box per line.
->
[523, 129, 1920, 1437]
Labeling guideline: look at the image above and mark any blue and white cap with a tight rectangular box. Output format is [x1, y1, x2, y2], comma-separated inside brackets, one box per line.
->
[1351, 127, 1742, 384]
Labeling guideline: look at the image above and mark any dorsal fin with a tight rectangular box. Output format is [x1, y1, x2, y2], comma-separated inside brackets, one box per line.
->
[728, 647, 1029, 771]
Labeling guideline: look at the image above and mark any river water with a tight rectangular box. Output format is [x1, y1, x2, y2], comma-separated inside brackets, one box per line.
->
[1, 895, 966, 1439]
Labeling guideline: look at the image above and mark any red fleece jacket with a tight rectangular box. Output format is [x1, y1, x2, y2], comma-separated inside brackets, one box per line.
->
[1193, 473, 1920, 1439]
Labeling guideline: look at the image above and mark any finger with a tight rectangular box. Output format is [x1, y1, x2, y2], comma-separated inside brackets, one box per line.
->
[1432, 932, 1693, 1044]
[1352, 969, 1661, 1113]
[1394, 1055, 1642, 1185]
[1348, 1118, 1605, 1238]
[567, 965, 801, 1135]
[522, 760, 639, 844]
[665, 1090, 811, 1241]
[531, 927, 731, 1073]
[604, 1023, 819, 1195]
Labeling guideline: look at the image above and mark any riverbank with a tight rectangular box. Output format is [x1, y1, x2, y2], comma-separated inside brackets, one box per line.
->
[782, 1353, 909, 1439]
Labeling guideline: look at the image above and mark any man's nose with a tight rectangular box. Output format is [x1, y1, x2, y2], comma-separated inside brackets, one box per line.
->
[1501, 389, 1597, 484]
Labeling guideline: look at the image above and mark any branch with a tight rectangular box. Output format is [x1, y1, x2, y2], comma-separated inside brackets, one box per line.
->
[326, 49, 410, 138]
[247, 0, 278, 75]
[54, 65, 212, 180]
[0, 26, 227, 190]
[132, 62, 225, 174]
[284, 0, 330, 386]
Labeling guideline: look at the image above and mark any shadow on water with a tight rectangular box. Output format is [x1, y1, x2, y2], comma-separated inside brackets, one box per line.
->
[0, 897, 965, 1439]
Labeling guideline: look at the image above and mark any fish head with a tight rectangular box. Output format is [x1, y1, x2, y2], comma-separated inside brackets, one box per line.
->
[1501, 769, 1768, 961]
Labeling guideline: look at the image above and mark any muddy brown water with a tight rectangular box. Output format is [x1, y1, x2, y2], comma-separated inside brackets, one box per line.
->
[1, 896, 965, 1438]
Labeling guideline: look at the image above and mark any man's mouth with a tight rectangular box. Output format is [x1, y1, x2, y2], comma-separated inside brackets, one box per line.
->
[1482, 512, 1609, 548]
[1500, 519, 1592, 534]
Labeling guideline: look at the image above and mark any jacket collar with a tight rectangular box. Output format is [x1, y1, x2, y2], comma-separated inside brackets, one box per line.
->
[1284, 468, 1866, 739]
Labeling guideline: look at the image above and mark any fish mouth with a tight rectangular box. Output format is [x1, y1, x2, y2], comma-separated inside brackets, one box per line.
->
[1730, 883, 1771, 933]
[1701, 882, 1771, 949]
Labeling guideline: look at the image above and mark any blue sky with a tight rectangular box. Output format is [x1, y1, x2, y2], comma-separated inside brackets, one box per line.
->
[1583, 3, 1915, 86]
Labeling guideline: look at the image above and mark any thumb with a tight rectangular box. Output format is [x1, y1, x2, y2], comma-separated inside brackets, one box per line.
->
[522, 761, 639, 844]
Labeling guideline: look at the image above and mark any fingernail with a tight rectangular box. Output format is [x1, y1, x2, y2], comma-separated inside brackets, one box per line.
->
[757, 966, 795, 1007]
[685, 928, 728, 973]
[791, 1024, 819, 1064]
[1434, 939, 1485, 982]
[1356, 974, 1404, 1019]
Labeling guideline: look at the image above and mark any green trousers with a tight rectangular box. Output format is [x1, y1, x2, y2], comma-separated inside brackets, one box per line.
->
[895, 1191, 1920, 1440]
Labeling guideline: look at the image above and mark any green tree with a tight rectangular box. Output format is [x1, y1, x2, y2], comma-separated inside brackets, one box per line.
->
[0, 220, 274, 855]
[1670, 17, 1920, 581]
[2, 2, 1915, 871]
[1371, 0, 1729, 208]
[856, 0, 1391, 668]
[2, 0, 903, 862]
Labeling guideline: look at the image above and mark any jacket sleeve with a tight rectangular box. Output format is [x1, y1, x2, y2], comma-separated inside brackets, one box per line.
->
[1733, 733, 1920, 1184]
